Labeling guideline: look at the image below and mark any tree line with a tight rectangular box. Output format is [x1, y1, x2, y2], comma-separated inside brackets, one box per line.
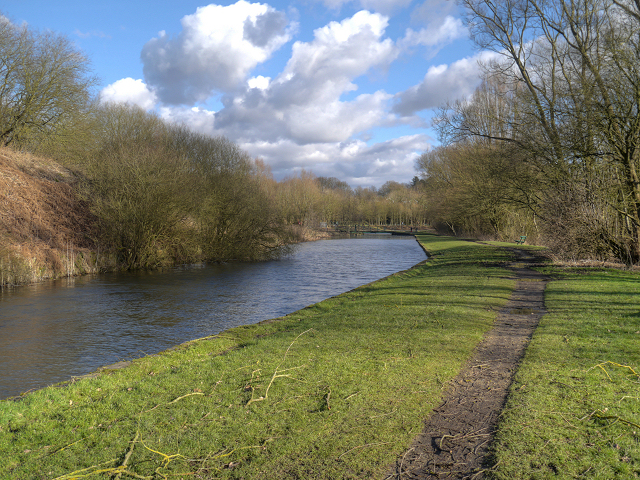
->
[418, 0, 640, 264]
[0, 14, 424, 272]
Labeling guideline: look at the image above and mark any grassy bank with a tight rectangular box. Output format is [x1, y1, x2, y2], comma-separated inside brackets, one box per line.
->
[489, 266, 640, 479]
[0, 235, 515, 479]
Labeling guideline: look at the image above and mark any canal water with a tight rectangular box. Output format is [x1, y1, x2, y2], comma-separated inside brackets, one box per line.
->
[0, 236, 425, 399]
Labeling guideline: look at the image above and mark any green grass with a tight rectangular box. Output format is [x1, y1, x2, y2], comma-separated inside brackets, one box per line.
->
[483, 240, 548, 251]
[489, 267, 640, 479]
[0, 235, 514, 479]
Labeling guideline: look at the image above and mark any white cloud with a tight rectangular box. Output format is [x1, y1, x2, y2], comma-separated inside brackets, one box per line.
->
[141, 1, 294, 104]
[410, 0, 458, 24]
[285, 91, 392, 143]
[240, 134, 430, 186]
[247, 75, 271, 90]
[400, 15, 466, 48]
[281, 10, 395, 85]
[392, 52, 500, 116]
[99, 78, 158, 110]
[158, 100, 431, 186]
[128, 8, 448, 186]
[159, 105, 217, 135]
[211, 10, 398, 145]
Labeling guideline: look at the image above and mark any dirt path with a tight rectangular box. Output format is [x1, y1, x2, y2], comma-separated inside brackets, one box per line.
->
[388, 248, 549, 479]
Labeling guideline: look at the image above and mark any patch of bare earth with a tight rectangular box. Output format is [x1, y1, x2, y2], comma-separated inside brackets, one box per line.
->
[0, 147, 97, 281]
[388, 249, 549, 479]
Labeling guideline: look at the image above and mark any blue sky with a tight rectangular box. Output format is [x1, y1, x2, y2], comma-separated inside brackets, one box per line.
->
[4, 0, 486, 187]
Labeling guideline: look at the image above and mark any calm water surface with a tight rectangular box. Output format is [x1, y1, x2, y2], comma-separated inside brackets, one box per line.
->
[0, 236, 425, 399]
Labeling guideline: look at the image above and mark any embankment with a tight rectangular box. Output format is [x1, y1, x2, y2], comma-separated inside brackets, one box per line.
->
[0, 148, 101, 286]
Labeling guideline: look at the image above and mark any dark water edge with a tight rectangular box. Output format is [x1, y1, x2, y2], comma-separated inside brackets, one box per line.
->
[0, 236, 426, 399]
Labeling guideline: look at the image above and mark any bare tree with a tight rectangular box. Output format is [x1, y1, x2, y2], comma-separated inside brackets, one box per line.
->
[0, 16, 95, 148]
[447, 0, 640, 261]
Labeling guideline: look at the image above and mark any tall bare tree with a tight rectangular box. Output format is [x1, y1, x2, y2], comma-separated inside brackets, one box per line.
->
[0, 16, 96, 148]
[444, 0, 640, 261]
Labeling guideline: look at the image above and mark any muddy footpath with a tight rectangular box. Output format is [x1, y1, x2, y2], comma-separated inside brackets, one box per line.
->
[389, 248, 549, 479]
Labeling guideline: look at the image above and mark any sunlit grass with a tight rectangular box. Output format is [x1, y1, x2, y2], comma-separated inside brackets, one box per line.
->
[483, 240, 548, 250]
[489, 267, 640, 479]
[0, 235, 514, 479]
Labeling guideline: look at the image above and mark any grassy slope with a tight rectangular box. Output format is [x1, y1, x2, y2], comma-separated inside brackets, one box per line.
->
[0, 235, 515, 479]
[490, 267, 640, 479]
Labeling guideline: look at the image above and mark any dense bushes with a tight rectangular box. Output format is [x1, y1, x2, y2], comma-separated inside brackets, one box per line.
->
[76, 104, 296, 269]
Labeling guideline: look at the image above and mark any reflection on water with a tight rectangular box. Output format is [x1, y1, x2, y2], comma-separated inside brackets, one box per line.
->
[0, 236, 425, 398]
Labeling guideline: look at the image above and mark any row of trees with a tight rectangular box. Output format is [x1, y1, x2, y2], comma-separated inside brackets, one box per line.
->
[420, 0, 640, 264]
[77, 104, 296, 269]
[276, 173, 427, 228]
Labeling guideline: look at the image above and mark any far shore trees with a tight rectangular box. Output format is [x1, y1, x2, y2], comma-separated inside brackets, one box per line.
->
[80, 104, 296, 269]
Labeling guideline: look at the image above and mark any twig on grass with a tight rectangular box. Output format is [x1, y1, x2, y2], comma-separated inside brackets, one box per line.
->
[141, 440, 184, 468]
[618, 396, 640, 404]
[53, 460, 152, 480]
[166, 392, 204, 405]
[345, 391, 360, 401]
[588, 361, 639, 381]
[246, 365, 306, 406]
[142, 391, 205, 414]
[581, 409, 640, 429]
[52, 460, 118, 480]
[115, 431, 139, 480]
[48, 437, 86, 456]
[246, 329, 312, 406]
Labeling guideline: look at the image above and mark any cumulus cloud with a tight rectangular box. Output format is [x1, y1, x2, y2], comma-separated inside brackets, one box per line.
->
[99, 78, 158, 110]
[239, 134, 430, 186]
[141, 1, 293, 105]
[159, 105, 217, 135]
[277, 10, 396, 93]
[128, 7, 449, 185]
[210, 10, 398, 145]
[247, 75, 271, 90]
[392, 52, 500, 116]
[410, 0, 458, 24]
[399, 16, 466, 48]
[285, 91, 393, 144]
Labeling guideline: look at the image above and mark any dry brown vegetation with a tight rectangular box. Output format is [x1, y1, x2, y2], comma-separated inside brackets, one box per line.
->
[0, 147, 101, 286]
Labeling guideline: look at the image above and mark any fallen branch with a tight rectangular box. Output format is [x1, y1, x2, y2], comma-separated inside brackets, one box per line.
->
[581, 409, 640, 429]
[246, 329, 312, 406]
[588, 361, 639, 381]
[143, 391, 205, 413]
[115, 431, 139, 480]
